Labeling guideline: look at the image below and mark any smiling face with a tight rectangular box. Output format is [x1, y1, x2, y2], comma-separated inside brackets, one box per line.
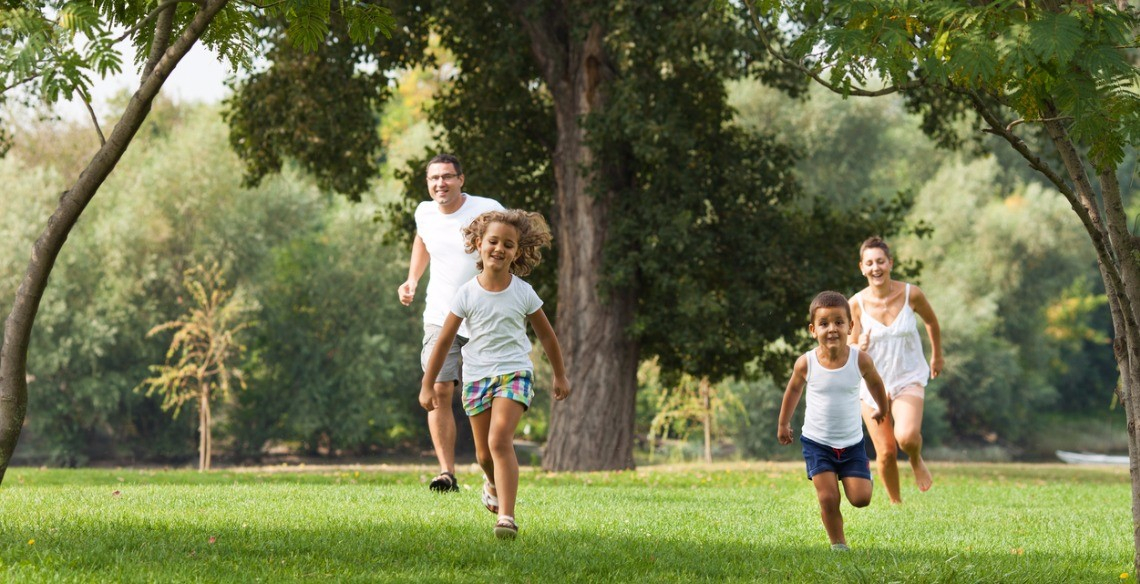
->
[809, 305, 852, 349]
[860, 246, 893, 287]
[425, 161, 466, 213]
[478, 221, 520, 274]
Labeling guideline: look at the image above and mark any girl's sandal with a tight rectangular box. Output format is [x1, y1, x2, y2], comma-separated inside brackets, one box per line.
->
[481, 478, 500, 514]
[429, 471, 459, 493]
[493, 516, 518, 539]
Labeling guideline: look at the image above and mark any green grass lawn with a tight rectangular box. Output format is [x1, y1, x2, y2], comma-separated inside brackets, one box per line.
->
[0, 461, 1130, 582]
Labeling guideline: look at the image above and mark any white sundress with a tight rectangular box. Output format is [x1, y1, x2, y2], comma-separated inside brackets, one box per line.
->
[857, 283, 929, 410]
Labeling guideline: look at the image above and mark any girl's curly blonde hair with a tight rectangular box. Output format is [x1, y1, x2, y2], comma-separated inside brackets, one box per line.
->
[463, 210, 553, 276]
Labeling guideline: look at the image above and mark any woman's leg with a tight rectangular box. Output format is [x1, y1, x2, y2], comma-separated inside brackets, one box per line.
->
[861, 401, 901, 503]
[891, 391, 931, 492]
[487, 398, 526, 518]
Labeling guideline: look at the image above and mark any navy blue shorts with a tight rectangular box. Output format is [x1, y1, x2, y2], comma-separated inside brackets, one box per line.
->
[800, 435, 872, 481]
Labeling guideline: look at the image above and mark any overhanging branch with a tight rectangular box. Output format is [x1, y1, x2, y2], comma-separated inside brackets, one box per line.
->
[741, 0, 925, 98]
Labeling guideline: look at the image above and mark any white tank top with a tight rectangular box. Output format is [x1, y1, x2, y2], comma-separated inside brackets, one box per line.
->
[857, 283, 929, 408]
[801, 347, 864, 448]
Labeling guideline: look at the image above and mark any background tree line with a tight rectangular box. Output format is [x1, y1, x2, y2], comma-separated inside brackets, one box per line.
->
[0, 70, 1120, 466]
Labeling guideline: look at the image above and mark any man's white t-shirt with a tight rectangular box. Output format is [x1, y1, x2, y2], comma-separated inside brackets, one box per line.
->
[450, 276, 544, 382]
[415, 194, 504, 338]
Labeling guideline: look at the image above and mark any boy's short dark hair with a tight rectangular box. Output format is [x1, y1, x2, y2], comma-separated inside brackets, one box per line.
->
[809, 291, 851, 323]
[426, 153, 463, 176]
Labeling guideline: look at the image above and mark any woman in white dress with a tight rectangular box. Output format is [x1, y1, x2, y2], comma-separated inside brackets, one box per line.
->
[849, 237, 943, 504]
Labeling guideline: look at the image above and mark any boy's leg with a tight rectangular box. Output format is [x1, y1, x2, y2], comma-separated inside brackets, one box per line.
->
[861, 402, 901, 504]
[891, 392, 932, 492]
[487, 398, 526, 518]
[840, 476, 873, 508]
[811, 472, 845, 545]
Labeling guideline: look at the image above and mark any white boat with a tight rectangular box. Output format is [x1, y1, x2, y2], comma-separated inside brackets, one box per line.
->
[1055, 450, 1129, 465]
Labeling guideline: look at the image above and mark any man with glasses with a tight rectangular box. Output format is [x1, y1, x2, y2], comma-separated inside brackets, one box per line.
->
[398, 153, 504, 492]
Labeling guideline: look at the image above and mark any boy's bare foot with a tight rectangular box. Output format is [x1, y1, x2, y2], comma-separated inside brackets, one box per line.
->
[912, 457, 932, 492]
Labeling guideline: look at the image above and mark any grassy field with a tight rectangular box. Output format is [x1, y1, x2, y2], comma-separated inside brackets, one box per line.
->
[0, 461, 1130, 582]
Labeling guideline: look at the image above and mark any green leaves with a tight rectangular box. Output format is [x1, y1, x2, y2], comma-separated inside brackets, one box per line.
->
[0, 1, 396, 117]
[753, 0, 1140, 170]
[1026, 11, 1082, 65]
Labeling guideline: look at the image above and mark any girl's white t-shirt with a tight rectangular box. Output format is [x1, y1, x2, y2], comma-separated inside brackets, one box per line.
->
[801, 347, 865, 448]
[415, 194, 504, 338]
[450, 275, 544, 382]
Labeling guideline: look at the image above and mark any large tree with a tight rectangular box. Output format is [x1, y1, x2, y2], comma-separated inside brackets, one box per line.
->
[745, 0, 1140, 569]
[229, 1, 908, 470]
[0, 0, 394, 482]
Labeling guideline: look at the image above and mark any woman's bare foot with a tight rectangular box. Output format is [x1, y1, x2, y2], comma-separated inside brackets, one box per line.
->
[911, 457, 932, 492]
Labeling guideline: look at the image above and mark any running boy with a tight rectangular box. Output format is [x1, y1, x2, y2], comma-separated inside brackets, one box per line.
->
[420, 209, 571, 539]
[777, 291, 890, 551]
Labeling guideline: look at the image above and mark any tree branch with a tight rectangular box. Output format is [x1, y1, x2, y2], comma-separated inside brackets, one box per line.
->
[0, 74, 40, 96]
[741, 0, 925, 98]
[1006, 116, 1073, 132]
[114, 0, 203, 44]
[76, 86, 106, 146]
[143, 3, 179, 80]
[237, 0, 289, 9]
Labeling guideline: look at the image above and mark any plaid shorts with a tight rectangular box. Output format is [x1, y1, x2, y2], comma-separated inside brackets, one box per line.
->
[463, 371, 534, 416]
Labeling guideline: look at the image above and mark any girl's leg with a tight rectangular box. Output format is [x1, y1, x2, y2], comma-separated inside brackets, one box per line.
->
[861, 401, 902, 504]
[487, 397, 526, 518]
[840, 476, 873, 508]
[811, 472, 845, 545]
[891, 392, 932, 492]
[469, 409, 495, 494]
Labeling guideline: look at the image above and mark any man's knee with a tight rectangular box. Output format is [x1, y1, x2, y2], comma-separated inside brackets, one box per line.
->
[434, 382, 457, 401]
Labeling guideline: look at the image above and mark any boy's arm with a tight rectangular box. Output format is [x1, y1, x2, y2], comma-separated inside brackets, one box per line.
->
[777, 355, 808, 445]
[910, 286, 943, 378]
[398, 235, 429, 306]
[857, 350, 890, 423]
[420, 312, 463, 411]
[528, 309, 570, 400]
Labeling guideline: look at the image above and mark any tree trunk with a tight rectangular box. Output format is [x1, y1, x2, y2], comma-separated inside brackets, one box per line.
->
[702, 377, 712, 464]
[199, 388, 209, 471]
[1037, 120, 1140, 575]
[516, 5, 640, 471]
[0, 0, 231, 484]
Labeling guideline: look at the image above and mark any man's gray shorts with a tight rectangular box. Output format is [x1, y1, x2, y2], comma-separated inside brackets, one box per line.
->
[421, 323, 468, 385]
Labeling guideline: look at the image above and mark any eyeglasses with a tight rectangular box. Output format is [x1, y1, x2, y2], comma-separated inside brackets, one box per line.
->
[427, 173, 460, 183]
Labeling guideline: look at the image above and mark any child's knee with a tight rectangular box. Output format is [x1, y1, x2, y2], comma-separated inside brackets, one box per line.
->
[475, 448, 494, 469]
[487, 433, 515, 458]
[848, 493, 872, 508]
[816, 490, 841, 510]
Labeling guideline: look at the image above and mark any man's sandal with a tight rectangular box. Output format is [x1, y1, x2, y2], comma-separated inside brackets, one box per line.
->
[494, 516, 518, 539]
[429, 471, 459, 493]
[481, 478, 500, 514]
